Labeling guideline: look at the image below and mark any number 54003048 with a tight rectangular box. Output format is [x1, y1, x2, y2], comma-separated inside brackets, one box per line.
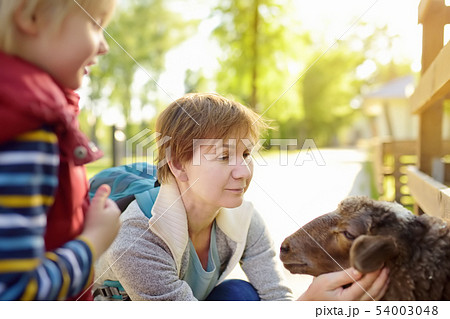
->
[376, 305, 438, 316]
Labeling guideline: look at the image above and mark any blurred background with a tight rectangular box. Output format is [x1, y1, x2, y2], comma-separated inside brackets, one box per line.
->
[81, 0, 442, 205]
[79, 0, 450, 296]
[80, 0, 421, 154]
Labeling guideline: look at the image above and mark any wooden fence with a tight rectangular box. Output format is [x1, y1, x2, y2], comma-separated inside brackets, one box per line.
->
[406, 0, 450, 219]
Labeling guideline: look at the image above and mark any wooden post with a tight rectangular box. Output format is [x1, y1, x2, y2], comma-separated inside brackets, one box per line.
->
[420, 0, 448, 72]
[382, 102, 394, 139]
[417, 0, 447, 175]
[418, 103, 443, 175]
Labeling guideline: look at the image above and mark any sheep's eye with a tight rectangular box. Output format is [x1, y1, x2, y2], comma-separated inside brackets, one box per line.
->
[343, 231, 356, 240]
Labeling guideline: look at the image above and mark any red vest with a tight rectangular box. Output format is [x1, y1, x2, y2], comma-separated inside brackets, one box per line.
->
[0, 51, 103, 300]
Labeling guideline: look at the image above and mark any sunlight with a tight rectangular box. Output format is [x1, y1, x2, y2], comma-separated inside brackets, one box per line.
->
[356, 59, 377, 79]
[154, 0, 422, 99]
[445, 24, 450, 46]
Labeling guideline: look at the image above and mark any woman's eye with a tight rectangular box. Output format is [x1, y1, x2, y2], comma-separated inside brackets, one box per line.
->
[218, 154, 229, 161]
[342, 231, 356, 240]
[243, 152, 253, 164]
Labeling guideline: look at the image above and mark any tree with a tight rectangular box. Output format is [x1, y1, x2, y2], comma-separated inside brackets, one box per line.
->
[298, 23, 415, 146]
[300, 46, 364, 146]
[212, 0, 308, 116]
[85, 0, 197, 138]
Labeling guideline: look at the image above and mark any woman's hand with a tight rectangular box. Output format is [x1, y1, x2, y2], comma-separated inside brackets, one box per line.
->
[297, 267, 389, 301]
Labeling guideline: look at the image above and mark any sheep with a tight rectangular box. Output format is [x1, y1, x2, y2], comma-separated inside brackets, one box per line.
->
[279, 196, 450, 300]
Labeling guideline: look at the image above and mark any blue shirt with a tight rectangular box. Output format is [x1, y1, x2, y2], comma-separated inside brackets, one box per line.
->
[182, 222, 221, 300]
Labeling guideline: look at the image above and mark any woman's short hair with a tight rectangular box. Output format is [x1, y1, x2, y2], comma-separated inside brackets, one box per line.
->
[0, 0, 115, 53]
[155, 93, 267, 184]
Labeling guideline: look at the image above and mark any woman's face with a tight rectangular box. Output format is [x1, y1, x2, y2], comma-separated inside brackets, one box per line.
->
[182, 136, 254, 213]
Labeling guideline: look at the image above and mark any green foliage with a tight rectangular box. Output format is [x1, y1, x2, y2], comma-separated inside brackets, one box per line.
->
[85, 0, 197, 137]
[300, 45, 365, 145]
[79, 1, 418, 154]
[356, 24, 417, 94]
[211, 5, 416, 146]
[212, 0, 309, 118]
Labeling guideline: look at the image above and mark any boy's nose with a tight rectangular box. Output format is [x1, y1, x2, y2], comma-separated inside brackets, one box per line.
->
[98, 34, 109, 55]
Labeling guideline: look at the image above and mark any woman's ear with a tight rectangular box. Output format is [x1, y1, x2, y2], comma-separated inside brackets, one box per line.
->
[168, 159, 188, 182]
[13, 0, 40, 36]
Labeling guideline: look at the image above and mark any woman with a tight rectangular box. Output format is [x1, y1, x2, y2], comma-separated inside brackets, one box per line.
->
[95, 93, 388, 301]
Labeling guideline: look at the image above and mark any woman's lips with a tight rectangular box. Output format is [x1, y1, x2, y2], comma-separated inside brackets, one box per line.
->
[226, 188, 245, 193]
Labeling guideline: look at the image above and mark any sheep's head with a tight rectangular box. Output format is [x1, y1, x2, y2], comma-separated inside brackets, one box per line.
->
[280, 196, 417, 276]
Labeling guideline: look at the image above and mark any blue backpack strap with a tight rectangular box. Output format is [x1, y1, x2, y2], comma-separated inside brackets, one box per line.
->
[89, 162, 160, 217]
[136, 187, 160, 218]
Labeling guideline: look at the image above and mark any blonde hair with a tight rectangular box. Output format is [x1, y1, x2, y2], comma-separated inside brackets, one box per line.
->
[155, 93, 268, 184]
[0, 0, 116, 53]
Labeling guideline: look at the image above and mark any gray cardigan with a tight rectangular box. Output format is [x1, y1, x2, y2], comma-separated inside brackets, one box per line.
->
[95, 180, 293, 301]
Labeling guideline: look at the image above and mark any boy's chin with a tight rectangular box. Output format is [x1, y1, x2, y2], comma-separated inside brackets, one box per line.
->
[57, 80, 82, 91]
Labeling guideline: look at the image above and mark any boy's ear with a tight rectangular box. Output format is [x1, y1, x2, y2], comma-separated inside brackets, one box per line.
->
[168, 159, 188, 182]
[13, 0, 40, 36]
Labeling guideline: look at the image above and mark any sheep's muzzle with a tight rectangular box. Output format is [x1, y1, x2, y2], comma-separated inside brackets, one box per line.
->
[280, 212, 349, 277]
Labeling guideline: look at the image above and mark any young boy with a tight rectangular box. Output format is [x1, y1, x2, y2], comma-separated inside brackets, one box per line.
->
[0, 0, 121, 300]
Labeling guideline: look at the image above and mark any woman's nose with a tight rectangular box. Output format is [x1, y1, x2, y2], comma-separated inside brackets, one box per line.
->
[232, 158, 253, 180]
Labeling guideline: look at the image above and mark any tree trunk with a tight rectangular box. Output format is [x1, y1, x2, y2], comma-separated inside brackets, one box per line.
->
[250, 0, 260, 111]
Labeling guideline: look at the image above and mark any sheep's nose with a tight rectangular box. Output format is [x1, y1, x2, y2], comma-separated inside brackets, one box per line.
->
[280, 242, 290, 254]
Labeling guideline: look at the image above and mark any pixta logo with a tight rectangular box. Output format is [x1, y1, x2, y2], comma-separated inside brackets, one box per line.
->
[126, 129, 325, 171]
[125, 129, 171, 173]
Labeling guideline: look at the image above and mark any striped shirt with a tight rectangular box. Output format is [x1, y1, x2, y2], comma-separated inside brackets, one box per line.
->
[0, 126, 94, 300]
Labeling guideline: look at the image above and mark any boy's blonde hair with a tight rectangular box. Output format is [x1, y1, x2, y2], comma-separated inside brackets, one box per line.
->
[0, 0, 115, 53]
[155, 93, 268, 184]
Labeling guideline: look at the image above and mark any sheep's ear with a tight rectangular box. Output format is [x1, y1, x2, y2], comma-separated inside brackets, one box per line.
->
[350, 235, 397, 273]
